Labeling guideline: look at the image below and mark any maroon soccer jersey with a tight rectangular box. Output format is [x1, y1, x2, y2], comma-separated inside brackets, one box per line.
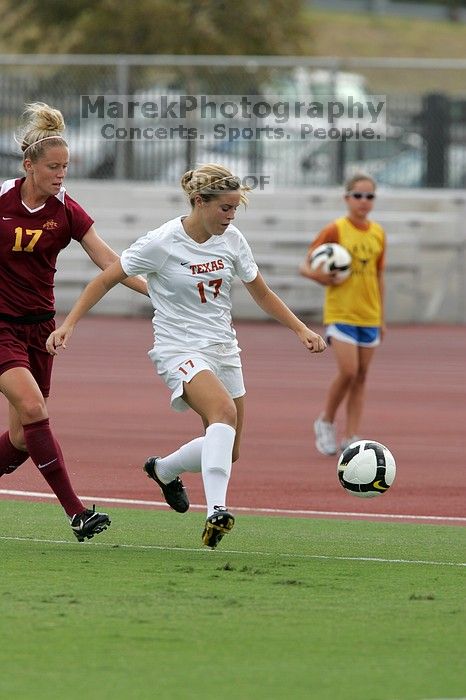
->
[0, 177, 93, 317]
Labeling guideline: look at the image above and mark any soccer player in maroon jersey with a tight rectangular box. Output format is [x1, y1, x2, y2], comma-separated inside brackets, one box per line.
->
[0, 102, 148, 540]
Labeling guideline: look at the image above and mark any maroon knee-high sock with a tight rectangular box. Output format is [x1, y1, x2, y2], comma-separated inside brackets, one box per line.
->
[0, 431, 29, 476]
[23, 418, 84, 517]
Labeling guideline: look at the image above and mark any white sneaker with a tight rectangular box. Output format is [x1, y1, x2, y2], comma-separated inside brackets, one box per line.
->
[340, 435, 361, 453]
[314, 416, 337, 456]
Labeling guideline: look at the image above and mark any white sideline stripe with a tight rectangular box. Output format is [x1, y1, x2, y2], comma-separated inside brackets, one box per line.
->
[0, 535, 465, 568]
[0, 488, 465, 523]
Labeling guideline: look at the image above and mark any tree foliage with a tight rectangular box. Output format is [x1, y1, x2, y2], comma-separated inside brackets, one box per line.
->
[0, 0, 313, 55]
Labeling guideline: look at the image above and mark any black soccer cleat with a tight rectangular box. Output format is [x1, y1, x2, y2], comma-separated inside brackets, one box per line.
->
[70, 505, 111, 542]
[202, 506, 235, 549]
[4, 465, 21, 474]
[143, 456, 189, 513]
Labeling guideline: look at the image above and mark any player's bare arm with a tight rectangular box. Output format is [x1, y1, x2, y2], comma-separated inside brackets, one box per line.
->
[81, 226, 149, 296]
[378, 268, 386, 339]
[46, 260, 128, 355]
[244, 273, 326, 353]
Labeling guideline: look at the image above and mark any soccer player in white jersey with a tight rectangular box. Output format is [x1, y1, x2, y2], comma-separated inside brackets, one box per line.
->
[47, 163, 327, 548]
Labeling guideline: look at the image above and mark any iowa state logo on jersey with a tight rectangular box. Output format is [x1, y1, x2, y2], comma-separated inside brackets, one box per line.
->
[189, 259, 225, 275]
[43, 219, 59, 231]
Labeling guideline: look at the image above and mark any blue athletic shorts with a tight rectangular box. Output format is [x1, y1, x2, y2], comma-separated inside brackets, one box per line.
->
[326, 323, 381, 347]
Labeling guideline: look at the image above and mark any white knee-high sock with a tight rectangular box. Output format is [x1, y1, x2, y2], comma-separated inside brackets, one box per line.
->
[155, 437, 204, 484]
[202, 422, 236, 517]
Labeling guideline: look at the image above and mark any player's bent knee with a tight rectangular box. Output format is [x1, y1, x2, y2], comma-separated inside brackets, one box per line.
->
[210, 400, 237, 428]
[18, 399, 48, 425]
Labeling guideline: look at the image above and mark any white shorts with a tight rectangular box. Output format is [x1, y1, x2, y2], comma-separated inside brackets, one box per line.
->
[148, 342, 245, 412]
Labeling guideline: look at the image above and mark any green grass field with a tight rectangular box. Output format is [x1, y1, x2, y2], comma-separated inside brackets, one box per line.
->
[1, 500, 465, 700]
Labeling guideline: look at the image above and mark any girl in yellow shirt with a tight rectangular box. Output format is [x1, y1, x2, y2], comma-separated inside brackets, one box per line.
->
[300, 174, 386, 455]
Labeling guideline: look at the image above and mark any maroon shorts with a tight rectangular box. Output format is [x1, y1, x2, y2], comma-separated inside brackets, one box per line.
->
[0, 318, 55, 398]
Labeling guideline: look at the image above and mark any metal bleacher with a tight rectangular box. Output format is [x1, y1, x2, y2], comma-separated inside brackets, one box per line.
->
[54, 181, 466, 324]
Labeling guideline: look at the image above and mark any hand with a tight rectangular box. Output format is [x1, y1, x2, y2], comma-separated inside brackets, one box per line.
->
[309, 262, 341, 287]
[46, 324, 74, 356]
[298, 326, 327, 353]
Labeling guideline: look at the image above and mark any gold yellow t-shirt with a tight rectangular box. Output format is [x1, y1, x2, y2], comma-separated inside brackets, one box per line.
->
[308, 216, 385, 326]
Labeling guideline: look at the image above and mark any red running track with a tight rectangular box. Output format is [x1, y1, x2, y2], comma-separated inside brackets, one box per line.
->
[1, 318, 465, 525]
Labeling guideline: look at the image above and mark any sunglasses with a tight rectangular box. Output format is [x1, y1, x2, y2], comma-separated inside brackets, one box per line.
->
[347, 191, 376, 200]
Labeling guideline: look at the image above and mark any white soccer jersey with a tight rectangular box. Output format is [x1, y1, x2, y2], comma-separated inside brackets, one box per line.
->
[120, 216, 258, 349]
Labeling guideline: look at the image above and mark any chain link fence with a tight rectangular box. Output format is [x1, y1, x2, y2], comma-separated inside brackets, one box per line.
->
[1, 54, 466, 188]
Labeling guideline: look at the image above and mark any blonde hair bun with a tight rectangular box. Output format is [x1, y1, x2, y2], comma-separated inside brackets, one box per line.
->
[17, 102, 67, 158]
[181, 163, 249, 206]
